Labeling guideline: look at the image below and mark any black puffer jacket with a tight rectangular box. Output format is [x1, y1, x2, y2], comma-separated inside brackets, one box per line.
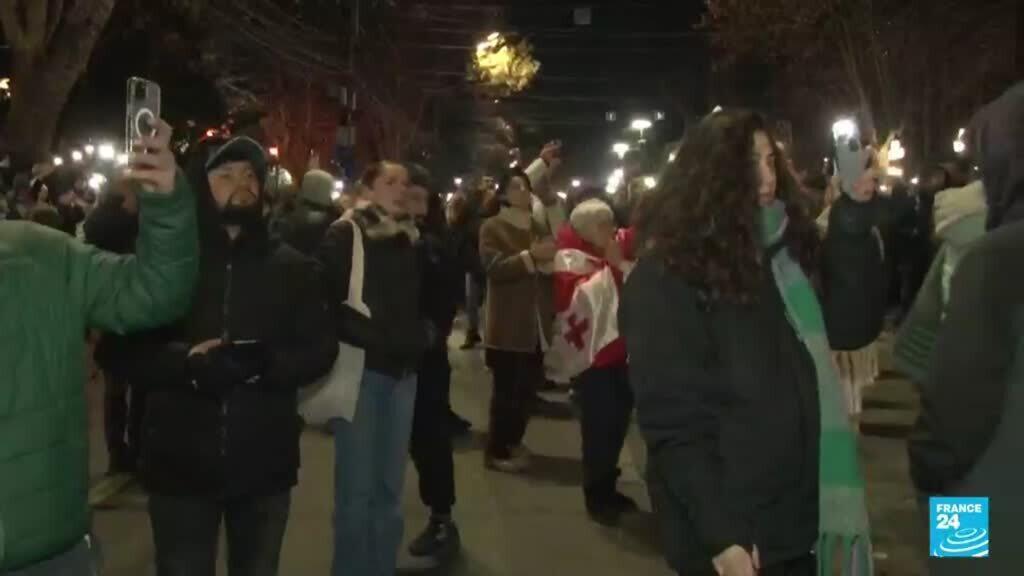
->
[140, 165, 338, 498]
[317, 206, 422, 378]
[822, 194, 888, 350]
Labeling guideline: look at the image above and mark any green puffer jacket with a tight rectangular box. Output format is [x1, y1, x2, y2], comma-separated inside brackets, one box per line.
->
[0, 173, 198, 571]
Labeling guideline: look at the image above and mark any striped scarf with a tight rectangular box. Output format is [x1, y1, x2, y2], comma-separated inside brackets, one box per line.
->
[760, 200, 874, 576]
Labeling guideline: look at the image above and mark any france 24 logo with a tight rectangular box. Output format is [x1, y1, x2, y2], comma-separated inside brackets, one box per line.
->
[929, 497, 989, 558]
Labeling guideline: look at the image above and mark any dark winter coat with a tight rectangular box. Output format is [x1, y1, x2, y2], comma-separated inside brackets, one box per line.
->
[418, 227, 459, 351]
[910, 81, 1024, 575]
[278, 200, 340, 257]
[140, 168, 338, 498]
[317, 206, 423, 379]
[821, 194, 888, 350]
[621, 255, 819, 575]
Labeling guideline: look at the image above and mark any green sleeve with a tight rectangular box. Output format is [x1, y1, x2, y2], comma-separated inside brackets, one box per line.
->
[70, 171, 199, 334]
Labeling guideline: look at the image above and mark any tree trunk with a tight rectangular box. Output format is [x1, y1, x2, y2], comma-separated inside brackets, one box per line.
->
[3, 0, 118, 166]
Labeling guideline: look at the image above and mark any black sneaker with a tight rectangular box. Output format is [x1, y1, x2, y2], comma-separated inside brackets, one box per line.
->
[408, 518, 461, 560]
[610, 491, 639, 514]
[586, 501, 623, 527]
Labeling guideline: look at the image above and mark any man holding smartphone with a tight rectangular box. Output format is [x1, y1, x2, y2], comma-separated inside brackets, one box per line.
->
[139, 135, 337, 576]
[0, 120, 199, 574]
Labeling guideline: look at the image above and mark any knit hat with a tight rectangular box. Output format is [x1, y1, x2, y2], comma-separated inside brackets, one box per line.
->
[300, 169, 336, 208]
[205, 136, 268, 188]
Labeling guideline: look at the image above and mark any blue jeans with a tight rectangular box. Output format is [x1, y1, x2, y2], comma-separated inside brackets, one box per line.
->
[332, 370, 417, 576]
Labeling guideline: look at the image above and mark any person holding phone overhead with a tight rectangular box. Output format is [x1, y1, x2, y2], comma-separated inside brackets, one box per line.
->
[479, 168, 556, 472]
[0, 119, 199, 574]
[139, 135, 337, 576]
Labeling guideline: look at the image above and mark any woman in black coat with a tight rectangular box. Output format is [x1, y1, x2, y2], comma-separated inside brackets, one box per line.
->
[621, 111, 825, 576]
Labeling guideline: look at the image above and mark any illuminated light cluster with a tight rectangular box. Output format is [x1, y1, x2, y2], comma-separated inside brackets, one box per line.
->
[88, 173, 107, 191]
[606, 168, 624, 195]
[611, 142, 630, 159]
[472, 32, 541, 95]
[888, 137, 906, 162]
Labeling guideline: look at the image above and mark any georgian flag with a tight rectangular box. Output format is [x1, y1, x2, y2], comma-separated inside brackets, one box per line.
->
[548, 247, 625, 382]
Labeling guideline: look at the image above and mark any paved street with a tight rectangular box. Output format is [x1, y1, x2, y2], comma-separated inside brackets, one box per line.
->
[85, 327, 927, 575]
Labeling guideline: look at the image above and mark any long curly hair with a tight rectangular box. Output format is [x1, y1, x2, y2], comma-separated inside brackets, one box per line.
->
[635, 109, 820, 303]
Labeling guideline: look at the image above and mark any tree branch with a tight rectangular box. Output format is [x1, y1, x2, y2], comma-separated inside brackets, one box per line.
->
[24, 0, 48, 51]
[45, 0, 64, 45]
[0, 0, 30, 52]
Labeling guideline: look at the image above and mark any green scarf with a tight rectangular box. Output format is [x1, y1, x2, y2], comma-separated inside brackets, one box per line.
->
[760, 200, 874, 576]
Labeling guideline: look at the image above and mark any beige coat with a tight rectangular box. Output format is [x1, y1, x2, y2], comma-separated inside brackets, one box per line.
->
[479, 208, 554, 352]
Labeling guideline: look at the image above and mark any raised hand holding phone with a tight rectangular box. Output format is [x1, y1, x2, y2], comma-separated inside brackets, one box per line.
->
[124, 120, 176, 194]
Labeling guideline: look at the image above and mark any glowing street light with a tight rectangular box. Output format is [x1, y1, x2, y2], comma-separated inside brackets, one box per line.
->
[116, 153, 129, 166]
[886, 166, 905, 178]
[953, 128, 967, 155]
[643, 176, 657, 189]
[71, 150, 83, 163]
[454, 177, 463, 187]
[611, 142, 630, 159]
[668, 151, 677, 163]
[557, 191, 568, 200]
[53, 156, 64, 166]
[268, 146, 280, 159]
[84, 144, 96, 156]
[911, 176, 920, 186]
[630, 118, 653, 138]
[98, 143, 116, 161]
[571, 179, 582, 188]
[712, 105, 724, 114]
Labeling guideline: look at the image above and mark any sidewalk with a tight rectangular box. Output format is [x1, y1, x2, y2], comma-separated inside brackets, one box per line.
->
[85, 329, 925, 575]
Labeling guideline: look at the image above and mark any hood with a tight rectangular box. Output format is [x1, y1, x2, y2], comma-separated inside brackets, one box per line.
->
[934, 180, 988, 245]
[185, 147, 268, 251]
[300, 170, 336, 208]
[970, 81, 1024, 229]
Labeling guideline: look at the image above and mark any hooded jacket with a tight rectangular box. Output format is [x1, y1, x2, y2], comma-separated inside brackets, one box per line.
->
[278, 170, 341, 256]
[140, 156, 338, 498]
[909, 82, 1024, 575]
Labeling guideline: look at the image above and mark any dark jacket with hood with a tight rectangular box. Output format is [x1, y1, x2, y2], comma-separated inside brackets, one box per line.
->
[140, 150, 338, 498]
[821, 194, 888, 350]
[317, 205, 423, 379]
[418, 217, 460, 353]
[909, 81, 1024, 576]
[278, 170, 341, 257]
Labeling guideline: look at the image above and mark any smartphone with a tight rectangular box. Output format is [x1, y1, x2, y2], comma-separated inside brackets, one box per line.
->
[125, 77, 161, 154]
[832, 120, 872, 197]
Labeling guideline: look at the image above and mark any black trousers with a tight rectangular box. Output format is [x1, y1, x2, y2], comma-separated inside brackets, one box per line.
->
[149, 492, 291, 576]
[103, 367, 146, 472]
[410, 347, 456, 516]
[485, 348, 543, 459]
[576, 364, 633, 506]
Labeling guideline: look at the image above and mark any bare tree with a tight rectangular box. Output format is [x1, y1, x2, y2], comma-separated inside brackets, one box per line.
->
[1, 0, 119, 165]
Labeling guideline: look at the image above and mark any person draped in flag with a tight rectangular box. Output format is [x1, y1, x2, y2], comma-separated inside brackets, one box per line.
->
[550, 198, 638, 526]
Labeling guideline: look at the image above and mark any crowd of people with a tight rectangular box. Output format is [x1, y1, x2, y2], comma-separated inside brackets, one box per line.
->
[1, 80, 1022, 576]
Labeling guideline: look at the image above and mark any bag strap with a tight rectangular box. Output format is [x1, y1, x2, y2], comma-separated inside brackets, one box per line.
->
[345, 219, 366, 307]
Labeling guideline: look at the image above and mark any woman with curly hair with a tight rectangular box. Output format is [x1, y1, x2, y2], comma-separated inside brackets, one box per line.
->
[621, 109, 872, 576]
